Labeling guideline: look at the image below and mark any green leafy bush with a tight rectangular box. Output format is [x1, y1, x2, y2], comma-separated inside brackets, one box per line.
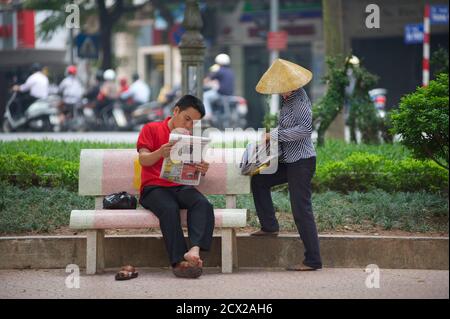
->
[1, 140, 447, 194]
[315, 153, 448, 194]
[0, 140, 134, 162]
[390, 73, 449, 170]
[0, 153, 79, 190]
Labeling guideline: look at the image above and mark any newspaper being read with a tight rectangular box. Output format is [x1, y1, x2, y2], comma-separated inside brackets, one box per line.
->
[160, 133, 211, 185]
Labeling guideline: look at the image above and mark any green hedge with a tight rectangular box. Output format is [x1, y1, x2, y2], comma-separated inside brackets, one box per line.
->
[314, 153, 448, 193]
[0, 140, 448, 194]
[0, 140, 133, 162]
[0, 153, 79, 191]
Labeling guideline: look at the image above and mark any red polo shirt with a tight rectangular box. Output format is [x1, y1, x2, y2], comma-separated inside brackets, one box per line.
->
[136, 117, 181, 193]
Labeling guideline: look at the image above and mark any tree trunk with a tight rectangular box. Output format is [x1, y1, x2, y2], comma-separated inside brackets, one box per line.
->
[322, 0, 346, 141]
[100, 21, 113, 70]
[322, 0, 344, 58]
[97, 0, 113, 70]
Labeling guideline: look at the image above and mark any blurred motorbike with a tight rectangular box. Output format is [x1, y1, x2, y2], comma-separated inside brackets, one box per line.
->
[369, 88, 387, 119]
[207, 94, 248, 130]
[62, 98, 127, 132]
[2, 91, 60, 132]
[125, 101, 165, 131]
[159, 85, 248, 130]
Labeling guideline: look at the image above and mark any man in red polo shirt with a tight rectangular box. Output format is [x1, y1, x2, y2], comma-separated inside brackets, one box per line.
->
[137, 95, 213, 279]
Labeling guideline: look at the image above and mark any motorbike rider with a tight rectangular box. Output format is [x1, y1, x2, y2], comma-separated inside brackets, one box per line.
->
[58, 65, 84, 126]
[84, 70, 104, 105]
[344, 55, 360, 124]
[95, 69, 118, 117]
[12, 63, 49, 116]
[120, 73, 151, 113]
[203, 53, 235, 121]
[119, 77, 129, 94]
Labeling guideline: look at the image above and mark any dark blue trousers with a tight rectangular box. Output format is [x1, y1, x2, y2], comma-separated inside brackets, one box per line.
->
[250, 157, 322, 269]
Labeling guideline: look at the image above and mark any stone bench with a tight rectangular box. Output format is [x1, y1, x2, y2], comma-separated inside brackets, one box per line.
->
[69, 148, 250, 275]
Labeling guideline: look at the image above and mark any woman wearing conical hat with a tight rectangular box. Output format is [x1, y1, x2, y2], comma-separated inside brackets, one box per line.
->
[250, 58, 322, 271]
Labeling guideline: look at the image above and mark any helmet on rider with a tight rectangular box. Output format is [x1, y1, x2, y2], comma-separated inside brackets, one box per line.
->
[67, 65, 77, 76]
[215, 53, 230, 66]
[346, 55, 360, 67]
[31, 63, 43, 73]
[95, 70, 104, 82]
[103, 69, 116, 81]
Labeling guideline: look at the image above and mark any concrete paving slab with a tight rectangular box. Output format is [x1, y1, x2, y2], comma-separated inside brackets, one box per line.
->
[0, 268, 448, 299]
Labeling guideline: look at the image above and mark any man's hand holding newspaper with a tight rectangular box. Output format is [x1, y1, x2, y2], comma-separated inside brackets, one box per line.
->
[160, 132, 211, 185]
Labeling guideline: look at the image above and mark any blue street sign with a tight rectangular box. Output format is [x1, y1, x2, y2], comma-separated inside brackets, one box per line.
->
[76, 33, 100, 59]
[404, 23, 423, 44]
[431, 5, 449, 24]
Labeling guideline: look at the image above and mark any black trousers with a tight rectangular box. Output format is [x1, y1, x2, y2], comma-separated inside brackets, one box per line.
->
[139, 185, 215, 266]
[17, 93, 37, 116]
[250, 157, 322, 269]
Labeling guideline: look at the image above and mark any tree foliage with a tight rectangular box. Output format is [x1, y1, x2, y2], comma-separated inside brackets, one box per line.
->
[390, 73, 449, 170]
[24, 0, 171, 69]
[312, 55, 348, 146]
[346, 64, 380, 144]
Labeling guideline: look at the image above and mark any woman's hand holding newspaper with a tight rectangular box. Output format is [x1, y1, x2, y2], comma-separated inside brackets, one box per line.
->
[262, 132, 271, 144]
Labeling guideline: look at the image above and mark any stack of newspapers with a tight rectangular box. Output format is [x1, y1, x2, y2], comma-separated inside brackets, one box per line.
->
[239, 141, 278, 176]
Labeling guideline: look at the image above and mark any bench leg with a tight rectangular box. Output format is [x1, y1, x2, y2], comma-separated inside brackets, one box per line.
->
[222, 228, 238, 273]
[86, 230, 105, 275]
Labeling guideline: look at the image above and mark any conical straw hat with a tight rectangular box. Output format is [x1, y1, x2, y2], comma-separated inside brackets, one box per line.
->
[256, 58, 313, 94]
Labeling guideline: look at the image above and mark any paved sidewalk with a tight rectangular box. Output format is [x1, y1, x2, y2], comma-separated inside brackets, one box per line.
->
[0, 268, 448, 299]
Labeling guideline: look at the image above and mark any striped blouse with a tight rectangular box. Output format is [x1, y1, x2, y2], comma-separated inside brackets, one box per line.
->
[269, 88, 316, 163]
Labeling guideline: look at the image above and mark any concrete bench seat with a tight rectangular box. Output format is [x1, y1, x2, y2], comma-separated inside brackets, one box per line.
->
[70, 209, 247, 229]
[69, 148, 250, 275]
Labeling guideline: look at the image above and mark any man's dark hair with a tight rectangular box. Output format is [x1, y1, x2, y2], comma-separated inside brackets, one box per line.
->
[132, 73, 139, 81]
[174, 94, 205, 118]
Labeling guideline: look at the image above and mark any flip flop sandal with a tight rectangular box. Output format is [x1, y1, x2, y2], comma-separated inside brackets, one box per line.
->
[172, 263, 202, 279]
[115, 265, 139, 281]
[285, 264, 318, 271]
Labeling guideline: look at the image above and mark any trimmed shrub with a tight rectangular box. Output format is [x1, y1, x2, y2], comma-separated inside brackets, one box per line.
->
[390, 73, 449, 170]
[315, 153, 448, 194]
[0, 153, 79, 191]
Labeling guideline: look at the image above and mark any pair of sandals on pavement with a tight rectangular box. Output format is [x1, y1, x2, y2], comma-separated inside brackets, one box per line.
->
[115, 258, 203, 280]
[114, 262, 314, 279]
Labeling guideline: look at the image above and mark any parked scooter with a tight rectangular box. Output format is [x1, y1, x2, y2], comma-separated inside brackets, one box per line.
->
[207, 94, 248, 130]
[61, 98, 127, 132]
[158, 85, 248, 130]
[124, 101, 165, 131]
[2, 91, 60, 132]
[369, 88, 387, 119]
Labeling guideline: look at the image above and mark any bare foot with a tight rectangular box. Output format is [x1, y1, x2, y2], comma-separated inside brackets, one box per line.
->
[184, 246, 202, 267]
